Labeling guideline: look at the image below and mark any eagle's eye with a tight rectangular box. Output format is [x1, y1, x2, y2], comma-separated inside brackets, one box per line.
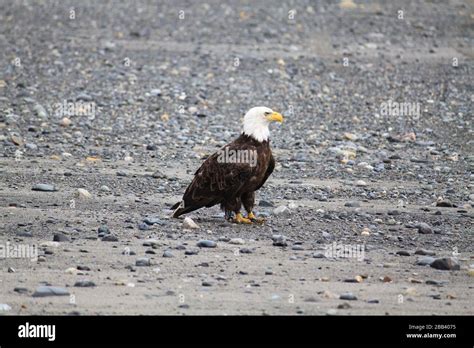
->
[264, 112, 271, 116]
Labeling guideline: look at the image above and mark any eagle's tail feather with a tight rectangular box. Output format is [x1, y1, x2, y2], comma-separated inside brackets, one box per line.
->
[170, 201, 181, 210]
[171, 201, 200, 218]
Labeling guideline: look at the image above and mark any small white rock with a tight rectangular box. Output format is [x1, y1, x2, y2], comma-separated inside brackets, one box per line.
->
[357, 162, 373, 170]
[183, 217, 199, 229]
[60, 117, 72, 127]
[0, 304, 12, 312]
[273, 205, 290, 215]
[65, 267, 77, 274]
[361, 228, 371, 236]
[288, 202, 298, 209]
[356, 180, 368, 187]
[65, 267, 84, 275]
[76, 188, 92, 199]
[40, 241, 60, 248]
[229, 238, 245, 245]
[100, 185, 110, 192]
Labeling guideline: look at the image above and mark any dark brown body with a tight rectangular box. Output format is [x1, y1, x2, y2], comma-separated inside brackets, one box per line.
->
[172, 133, 275, 217]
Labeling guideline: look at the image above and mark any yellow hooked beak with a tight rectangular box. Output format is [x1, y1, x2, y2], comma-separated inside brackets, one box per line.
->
[266, 111, 284, 123]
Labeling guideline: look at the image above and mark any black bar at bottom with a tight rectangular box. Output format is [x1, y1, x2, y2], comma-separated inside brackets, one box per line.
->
[0, 315, 472, 346]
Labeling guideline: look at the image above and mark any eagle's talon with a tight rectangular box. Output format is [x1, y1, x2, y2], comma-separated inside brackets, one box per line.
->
[233, 213, 253, 224]
[247, 212, 265, 224]
[225, 211, 234, 221]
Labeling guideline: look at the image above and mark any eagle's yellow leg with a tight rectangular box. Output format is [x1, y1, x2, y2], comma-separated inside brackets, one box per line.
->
[233, 212, 252, 224]
[247, 212, 265, 224]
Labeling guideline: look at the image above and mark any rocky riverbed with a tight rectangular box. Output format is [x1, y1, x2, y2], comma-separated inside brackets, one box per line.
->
[0, 0, 473, 315]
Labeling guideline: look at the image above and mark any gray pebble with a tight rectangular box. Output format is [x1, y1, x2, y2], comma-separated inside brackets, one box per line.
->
[16, 231, 33, 237]
[53, 233, 70, 242]
[426, 279, 447, 286]
[32, 184, 57, 192]
[14, 287, 29, 294]
[142, 239, 160, 247]
[74, 280, 96, 287]
[143, 217, 164, 226]
[25, 143, 38, 150]
[136, 258, 151, 266]
[138, 223, 150, 231]
[272, 235, 288, 247]
[436, 200, 454, 208]
[415, 249, 436, 256]
[387, 210, 401, 216]
[98, 225, 110, 234]
[197, 240, 217, 248]
[76, 92, 93, 102]
[345, 201, 361, 208]
[340, 293, 358, 301]
[430, 257, 460, 271]
[33, 104, 48, 118]
[163, 250, 174, 258]
[101, 235, 118, 242]
[259, 200, 274, 207]
[185, 249, 199, 255]
[416, 256, 436, 266]
[417, 222, 433, 234]
[396, 250, 410, 256]
[32, 286, 69, 297]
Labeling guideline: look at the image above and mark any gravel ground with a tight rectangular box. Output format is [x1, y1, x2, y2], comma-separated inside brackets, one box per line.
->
[0, 0, 473, 315]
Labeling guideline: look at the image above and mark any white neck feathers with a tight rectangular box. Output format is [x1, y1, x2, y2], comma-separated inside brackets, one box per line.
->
[243, 118, 270, 142]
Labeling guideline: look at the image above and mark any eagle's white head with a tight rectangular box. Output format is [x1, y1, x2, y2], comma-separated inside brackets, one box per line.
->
[242, 106, 283, 142]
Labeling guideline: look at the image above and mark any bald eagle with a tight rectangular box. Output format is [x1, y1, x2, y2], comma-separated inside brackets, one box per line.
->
[171, 106, 283, 224]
